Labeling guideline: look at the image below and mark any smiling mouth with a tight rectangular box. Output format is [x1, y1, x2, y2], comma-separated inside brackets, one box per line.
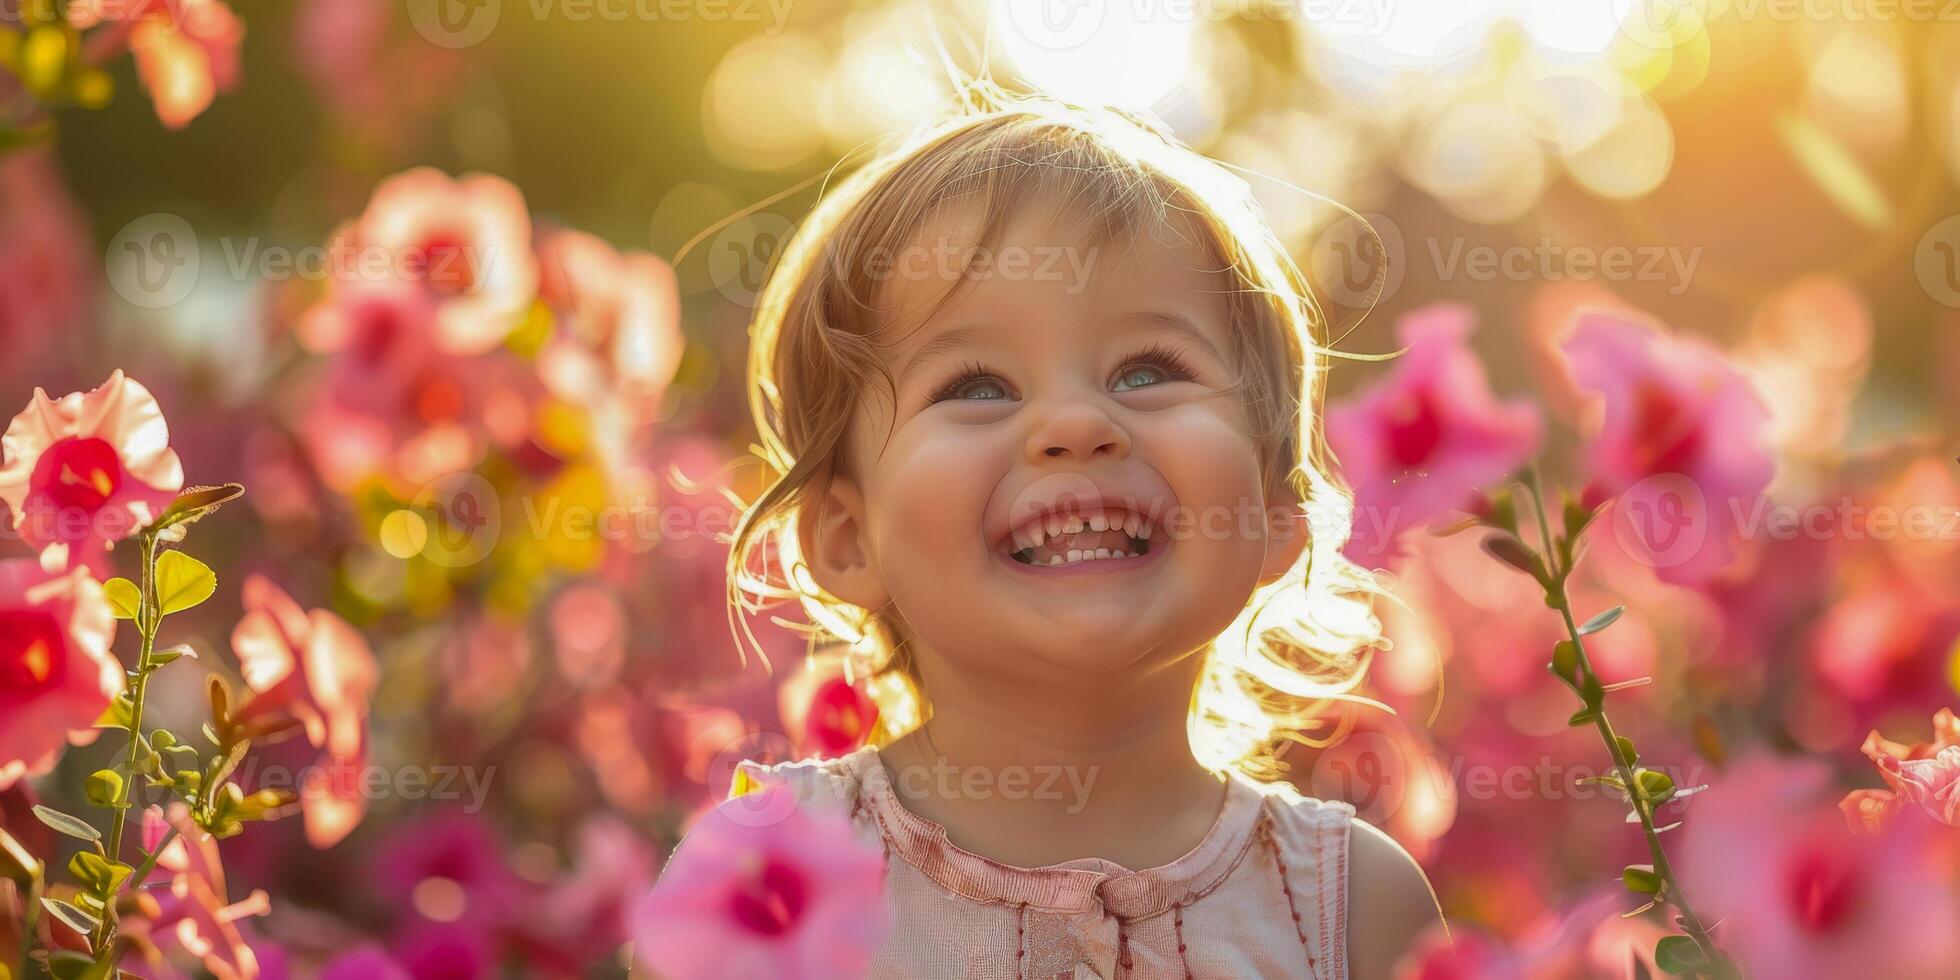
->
[1002, 506, 1156, 567]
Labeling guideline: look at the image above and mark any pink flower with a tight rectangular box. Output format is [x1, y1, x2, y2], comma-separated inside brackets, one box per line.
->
[0, 152, 92, 381]
[328, 168, 539, 355]
[70, 0, 245, 130]
[135, 803, 271, 980]
[1678, 752, 1960, 978]
[1325, 303, 1541, 569]
[1843, 709, 1960, 834]
[635, 785, 891, 979]
[229, 576, 377, 848]
[520, 815, 659, 967]
[0, 560, 119, 789]
[1561, 310, 1776, 586]
[534, 228, 685, 427]
[0, 370, 185, 572]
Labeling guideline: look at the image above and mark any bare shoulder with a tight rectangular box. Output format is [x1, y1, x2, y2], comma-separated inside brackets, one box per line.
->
[1345, 817, 1443, 979]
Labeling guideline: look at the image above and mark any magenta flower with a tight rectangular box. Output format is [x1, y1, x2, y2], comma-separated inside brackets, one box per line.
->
[1843, 709, 1960, 834]
[1325, 303, 1541, 569]
[1561, 310, 1775, 586]
[1677, 752, 1960, 978]
[230, 576, 377, 848]
[0, 560, 119, 789]
[635, 784, 891, 979]
[0, 370, 185, 573]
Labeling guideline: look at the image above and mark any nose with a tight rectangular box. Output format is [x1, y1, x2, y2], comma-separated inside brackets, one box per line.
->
[1025, 396, 1131, 463]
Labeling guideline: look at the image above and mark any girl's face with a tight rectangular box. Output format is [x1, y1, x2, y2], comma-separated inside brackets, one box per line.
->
[815, 204, 1303, 682]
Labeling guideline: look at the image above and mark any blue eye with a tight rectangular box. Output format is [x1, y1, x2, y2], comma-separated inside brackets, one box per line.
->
[947, 377, 1009, 400]
[1112, 343, 1198, 392]
[928, 363, 1013, 404]
[1113, 365, 1166, 391]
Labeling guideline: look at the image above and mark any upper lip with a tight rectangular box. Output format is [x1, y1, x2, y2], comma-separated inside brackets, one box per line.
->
[992, 483, 1171, 555]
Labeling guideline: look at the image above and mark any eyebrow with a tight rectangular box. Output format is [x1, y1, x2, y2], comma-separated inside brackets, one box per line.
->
[1120, 310, 1225, 362]
[894, 325, 983, 391]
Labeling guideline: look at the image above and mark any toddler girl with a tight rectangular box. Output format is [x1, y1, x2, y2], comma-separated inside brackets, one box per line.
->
[696, 84, 1440, 979]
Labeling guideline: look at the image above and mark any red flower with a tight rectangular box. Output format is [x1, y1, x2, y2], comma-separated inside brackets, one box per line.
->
[0, 560, 119, 789]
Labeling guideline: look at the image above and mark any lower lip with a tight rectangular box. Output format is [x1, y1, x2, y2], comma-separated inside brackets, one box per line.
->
[995, 538, 1168, 577]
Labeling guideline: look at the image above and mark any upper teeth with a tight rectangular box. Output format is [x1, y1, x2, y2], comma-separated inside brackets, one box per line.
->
[1008, 506, 1153, 555]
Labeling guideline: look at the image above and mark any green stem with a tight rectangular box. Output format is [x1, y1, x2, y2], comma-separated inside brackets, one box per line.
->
[93, 531, 159, 953]
[1522, 475, 1726, 975]
[19, 875, 42, 980]
[122, 826, 179, 894]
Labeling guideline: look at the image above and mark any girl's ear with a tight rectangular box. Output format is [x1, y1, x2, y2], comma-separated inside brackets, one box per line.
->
[799, 473, 891, 611]
[1258, 486, 1311, 587]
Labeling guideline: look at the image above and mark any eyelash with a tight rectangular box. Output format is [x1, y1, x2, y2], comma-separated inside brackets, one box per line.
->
[926, 343, 1200, 404]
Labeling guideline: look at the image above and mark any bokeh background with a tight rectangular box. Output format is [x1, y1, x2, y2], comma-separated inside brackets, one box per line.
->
[5, 0, 1960, 976]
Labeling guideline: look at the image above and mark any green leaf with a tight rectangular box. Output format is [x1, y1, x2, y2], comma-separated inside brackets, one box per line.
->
[1615, 736, 1638, 765]
[1481, 535, 1543, 580]
[92, 693, 133, 729]
[102, 578, 140, 620]
[1567, 707, 1598, 727]
[154, 483, 245, 534]
[83, 769, 122, 807]
[42, 950, 110, 980]
[154, 550, 216, 615]
[1635, 769, 1677, 805]
[1653, 935, 1708, 975]
[1622, 864, 1662, 894]
[1550, 640, 1580, 683]
[30, 805, 99, 843]
[149, 643, 196, 667]
[39, 896, 100, 935]
[1579, 606, 1626, 635]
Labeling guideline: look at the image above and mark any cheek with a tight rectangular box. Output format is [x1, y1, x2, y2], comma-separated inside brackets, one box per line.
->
[863, 422, 1008, 563]
[1142, 403, 1272, 514]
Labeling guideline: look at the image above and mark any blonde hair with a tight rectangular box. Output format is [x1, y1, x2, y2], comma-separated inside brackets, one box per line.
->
[726, 83, 1387, 781]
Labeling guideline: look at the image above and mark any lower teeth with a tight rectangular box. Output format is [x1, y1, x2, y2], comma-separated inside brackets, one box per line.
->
[1014, 537, 1149, 565]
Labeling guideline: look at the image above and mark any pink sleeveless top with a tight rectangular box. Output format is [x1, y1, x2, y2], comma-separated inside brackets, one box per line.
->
[734, 747, 1353, 979]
